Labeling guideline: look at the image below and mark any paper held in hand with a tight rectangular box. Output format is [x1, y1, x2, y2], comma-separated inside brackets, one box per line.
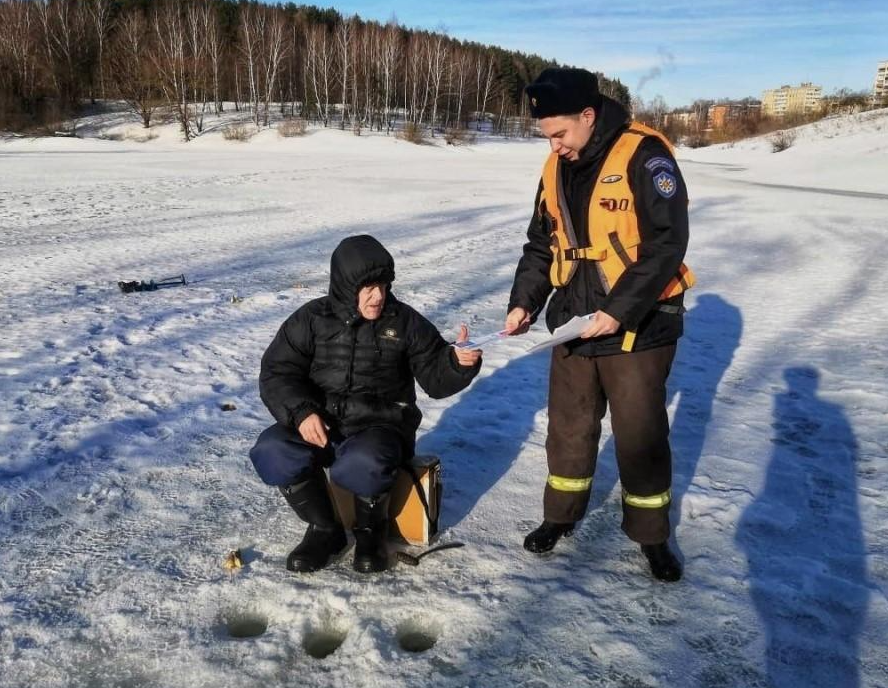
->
[527, 313, 596, 354]
[452, 329, 511, 351]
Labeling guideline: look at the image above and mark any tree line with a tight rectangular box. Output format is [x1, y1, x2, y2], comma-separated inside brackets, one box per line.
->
[0, 0, 631, 139]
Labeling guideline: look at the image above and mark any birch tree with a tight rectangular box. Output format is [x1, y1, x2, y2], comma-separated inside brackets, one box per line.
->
[427, 32, 447, 135]
[379, 20, 401, 133]
[152, 1, 193, 140]
[109, 10, 160, 128]
[86, 0, 112, 100]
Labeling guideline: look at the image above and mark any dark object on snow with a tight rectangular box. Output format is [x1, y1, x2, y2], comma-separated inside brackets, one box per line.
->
[118, 274, 187, 293]
[280, 473, 347, 573]
[220, 403, 237, 411]
[641, 542, 682, 582]
[396, 541, 465, 567]
[353, 493, 391, 573]
[523, 520, 575, 553]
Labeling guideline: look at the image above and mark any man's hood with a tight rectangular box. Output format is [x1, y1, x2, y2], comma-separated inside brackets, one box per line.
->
[328, 235, 396, 315]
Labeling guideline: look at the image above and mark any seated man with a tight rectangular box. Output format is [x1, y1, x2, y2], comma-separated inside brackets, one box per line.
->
[250, 235, 482, 574]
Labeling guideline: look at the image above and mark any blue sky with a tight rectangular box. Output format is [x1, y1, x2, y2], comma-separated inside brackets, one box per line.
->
[322, 0, 888, 107]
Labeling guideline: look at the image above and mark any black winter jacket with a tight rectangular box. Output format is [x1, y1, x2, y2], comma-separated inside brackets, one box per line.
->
[258, 236, 480, 449]
[508, 96, 690, 356]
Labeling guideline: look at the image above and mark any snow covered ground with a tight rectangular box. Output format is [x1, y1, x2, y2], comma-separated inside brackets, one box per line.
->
[1, 108, 886, 688]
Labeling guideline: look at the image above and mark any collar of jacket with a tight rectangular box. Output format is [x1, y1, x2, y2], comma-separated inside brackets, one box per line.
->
[565, 96, 631, 171]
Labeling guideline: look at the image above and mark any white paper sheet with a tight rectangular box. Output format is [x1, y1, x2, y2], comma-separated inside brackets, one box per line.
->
[452, 329, 511, 351]
[526, 314, 596, 353]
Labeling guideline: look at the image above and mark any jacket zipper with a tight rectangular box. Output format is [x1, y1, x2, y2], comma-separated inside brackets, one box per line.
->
[342, 324, 359, 417]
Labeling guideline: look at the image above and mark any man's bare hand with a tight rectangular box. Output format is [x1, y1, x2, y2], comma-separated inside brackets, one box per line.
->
[580, 311, 621, 339]
[298, 413, 329, 448]
[453, 324, 482, 367]
[504, 307, 531, 335]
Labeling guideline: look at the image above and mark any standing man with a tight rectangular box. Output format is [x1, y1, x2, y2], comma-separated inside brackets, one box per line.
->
[505, 68, 694, 581]
[251, 235, 481, 574]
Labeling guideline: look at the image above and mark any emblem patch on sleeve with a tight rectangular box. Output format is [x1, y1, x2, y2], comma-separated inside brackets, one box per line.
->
[644, 156, 675, 172]
[653, 171, 677, 199]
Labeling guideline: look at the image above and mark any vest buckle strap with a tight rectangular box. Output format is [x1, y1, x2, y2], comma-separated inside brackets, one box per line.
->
[563, 247, 607, 261]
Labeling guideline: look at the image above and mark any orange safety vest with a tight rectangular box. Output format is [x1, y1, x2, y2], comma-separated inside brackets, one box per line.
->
[539, 122, 696, 351]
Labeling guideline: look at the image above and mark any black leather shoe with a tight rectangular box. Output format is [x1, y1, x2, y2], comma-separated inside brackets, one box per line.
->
[523, 520, 575, 553]
[353, 494, 390, 573]
[641, 542, 682, 582]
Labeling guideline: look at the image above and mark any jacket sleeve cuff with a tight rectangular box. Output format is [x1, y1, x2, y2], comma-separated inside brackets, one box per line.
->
[448, 348, 481, 377]
[288, 402, 321, 429]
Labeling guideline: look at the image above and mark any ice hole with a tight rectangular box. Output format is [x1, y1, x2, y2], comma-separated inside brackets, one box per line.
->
[396, 617, 441, 653]
[303, 625, 349, 659]
[224, 611, 268, 638]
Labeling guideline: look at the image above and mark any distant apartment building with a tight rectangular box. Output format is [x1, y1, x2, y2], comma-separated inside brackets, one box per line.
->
[874, 60, 888, 107]
[665, 110, 703, 129]
[761, 83, 823, 118]
[707, 102, 761, 129]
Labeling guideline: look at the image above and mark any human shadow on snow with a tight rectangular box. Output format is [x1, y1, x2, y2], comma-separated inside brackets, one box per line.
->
[736, 366, 869, 688]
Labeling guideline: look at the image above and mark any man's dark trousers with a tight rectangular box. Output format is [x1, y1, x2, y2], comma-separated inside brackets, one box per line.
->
[544, 344, 676, 544]
[250, 423, 404, 497]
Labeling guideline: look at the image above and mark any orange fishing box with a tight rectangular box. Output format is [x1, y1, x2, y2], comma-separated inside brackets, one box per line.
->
[328, 455, 441, 546]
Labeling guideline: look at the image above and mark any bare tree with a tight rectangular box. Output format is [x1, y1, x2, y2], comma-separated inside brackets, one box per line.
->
[379, 20, 401, 133]
[427, 31, 447, 135]
[335, 16, 354, 126]
[260, 8, 288, 127]
[404, 32, 429, 124]
[450, 47, 471, 129]
[152, 1, 193, 139]
[0, 1, 584, 137]
[35, 0, 91, 109]
[86, 0, 112, 100]
[0, 1, 40, 118]
[207, 7, 224, 114]
[239, 2, 262, 126]
[109, 10, 160, 128]
[305, 22, 332, 126]
[475, 51, 495, 130]
[185, 0, 211, 132]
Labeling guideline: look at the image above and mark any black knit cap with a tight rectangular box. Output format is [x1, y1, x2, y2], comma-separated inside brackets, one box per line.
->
[526, 68, 602, 118]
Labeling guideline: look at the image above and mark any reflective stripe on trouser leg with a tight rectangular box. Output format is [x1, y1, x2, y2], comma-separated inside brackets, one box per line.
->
[622, 488, 672, 508]
[544, 346, 607, 523]
[547, 475, 593, 492]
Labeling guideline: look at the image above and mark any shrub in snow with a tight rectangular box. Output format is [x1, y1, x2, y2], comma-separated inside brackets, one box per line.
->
[128, 131, 158, 143]
[223, 124, 253, 142]
[769, 129, 796, 153]
[398, 122, 426, 145]
[684, 134, 710, 149]
[278, 118, 307, 137]
[444, 128, 477, 146]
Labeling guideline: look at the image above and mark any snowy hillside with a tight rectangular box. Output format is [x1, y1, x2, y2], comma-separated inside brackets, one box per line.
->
[683, 107, 888, 195]
[1, 110, 886, 688]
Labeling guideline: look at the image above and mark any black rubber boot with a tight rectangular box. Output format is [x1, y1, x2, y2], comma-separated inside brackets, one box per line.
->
[523, 520, 575, 553]
[279, 474, 346, 573]
[641, 541, 682, 582]
[352, 493, 390, 573]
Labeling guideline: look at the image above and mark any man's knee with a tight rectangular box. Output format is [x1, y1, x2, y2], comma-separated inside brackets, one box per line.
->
[329, 430, 404, 497]
[249, 424, 315, 487]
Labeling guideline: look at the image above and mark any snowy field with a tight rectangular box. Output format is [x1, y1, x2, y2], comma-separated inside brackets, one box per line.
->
[1, 109, 887, 688]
